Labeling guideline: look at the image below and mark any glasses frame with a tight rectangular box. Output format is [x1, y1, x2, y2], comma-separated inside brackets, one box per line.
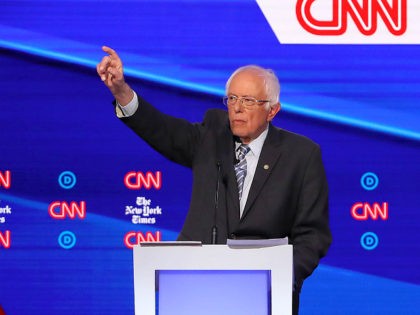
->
[223, 95, 271, 110]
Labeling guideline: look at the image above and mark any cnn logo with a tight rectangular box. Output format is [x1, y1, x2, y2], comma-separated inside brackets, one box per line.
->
[296, 0, 407, 36]
[256, 0, 416, 43]
[48, 201, 86, 219]
[124, 231, 161, 249]
[351, 202, 389, 220]
[124, 171, 162, 190]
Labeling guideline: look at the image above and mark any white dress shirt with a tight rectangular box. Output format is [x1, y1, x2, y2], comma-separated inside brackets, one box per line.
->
[235, 128, 268, 217]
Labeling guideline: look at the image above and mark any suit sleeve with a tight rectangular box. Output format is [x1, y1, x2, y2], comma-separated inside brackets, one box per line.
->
[291, 145, 332, 292]
[117, 95, 202, 168]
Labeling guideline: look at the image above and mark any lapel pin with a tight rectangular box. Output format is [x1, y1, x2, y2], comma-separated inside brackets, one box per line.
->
[263, 164, 269, 170]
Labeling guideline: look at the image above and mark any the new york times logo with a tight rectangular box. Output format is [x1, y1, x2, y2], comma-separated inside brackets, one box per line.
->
[125, 197, 163, 224]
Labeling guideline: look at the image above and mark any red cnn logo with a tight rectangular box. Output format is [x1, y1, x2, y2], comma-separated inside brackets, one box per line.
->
[351, 202, 389, 220]
[124, 231, 162, 249]
[48, 201, 86, 219]
[124, 171, 162, 190]
[0, 171, 11, 189]
[296, 0, 407, 36]
[0, 230, 11, 249]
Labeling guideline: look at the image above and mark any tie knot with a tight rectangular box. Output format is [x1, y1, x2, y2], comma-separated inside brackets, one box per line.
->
[237, 144, 250, 161]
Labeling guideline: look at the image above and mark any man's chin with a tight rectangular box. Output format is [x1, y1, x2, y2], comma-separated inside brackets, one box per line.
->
[232, 130, 245, 139]
[231, 125, 245, 134]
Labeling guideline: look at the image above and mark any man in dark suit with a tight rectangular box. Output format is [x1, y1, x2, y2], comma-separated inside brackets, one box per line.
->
[98, 46, 331, 314]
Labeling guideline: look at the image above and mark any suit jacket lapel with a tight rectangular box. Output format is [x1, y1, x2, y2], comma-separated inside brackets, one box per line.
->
[241, 124, 283, 220]
[216, 122, 241, 233]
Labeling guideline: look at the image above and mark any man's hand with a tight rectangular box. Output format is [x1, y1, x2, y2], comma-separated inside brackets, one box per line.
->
[97, 46, 133, 106]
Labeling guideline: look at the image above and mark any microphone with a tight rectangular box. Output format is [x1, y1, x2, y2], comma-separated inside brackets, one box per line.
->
[212, 161, 222, 244]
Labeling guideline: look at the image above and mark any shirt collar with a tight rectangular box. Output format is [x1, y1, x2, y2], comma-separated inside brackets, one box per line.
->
[235, 125, 269, 158]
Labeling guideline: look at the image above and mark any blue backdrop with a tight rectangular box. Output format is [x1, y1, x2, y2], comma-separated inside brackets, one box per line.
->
[1, 1, 419, 314]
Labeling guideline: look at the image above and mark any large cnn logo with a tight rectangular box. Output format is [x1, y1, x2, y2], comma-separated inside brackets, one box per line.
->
[256, 0, 418, 44]
[297, 0, 406, 36]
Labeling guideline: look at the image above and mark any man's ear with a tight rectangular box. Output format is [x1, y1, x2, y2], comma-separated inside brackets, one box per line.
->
[267, 102, 281, 122]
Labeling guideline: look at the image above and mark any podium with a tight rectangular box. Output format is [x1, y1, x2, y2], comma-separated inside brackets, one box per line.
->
[133, 242, 293, 315]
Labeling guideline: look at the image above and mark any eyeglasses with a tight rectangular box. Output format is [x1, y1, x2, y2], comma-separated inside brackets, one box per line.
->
[223, 95, 271, 109]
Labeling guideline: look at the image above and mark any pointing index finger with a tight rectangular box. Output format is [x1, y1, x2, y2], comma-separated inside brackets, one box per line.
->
[102, 45, 117, 58]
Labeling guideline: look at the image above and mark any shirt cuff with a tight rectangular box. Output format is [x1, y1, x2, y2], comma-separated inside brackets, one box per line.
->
[116, 91, 139, 118]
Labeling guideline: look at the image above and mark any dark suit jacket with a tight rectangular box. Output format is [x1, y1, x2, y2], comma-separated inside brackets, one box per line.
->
[120, 96, 332, 293]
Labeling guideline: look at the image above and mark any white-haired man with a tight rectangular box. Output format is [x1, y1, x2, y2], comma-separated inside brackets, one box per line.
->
[98, 46, 332, 314]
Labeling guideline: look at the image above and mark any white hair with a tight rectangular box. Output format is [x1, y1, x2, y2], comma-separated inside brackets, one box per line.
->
[225, 65, 280, 105]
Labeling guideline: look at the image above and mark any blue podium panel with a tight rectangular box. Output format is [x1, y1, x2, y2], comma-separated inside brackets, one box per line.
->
[156, 270, 271, 315]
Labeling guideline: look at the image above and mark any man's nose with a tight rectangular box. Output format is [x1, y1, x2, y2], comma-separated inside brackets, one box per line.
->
[233, 100, 244, 112]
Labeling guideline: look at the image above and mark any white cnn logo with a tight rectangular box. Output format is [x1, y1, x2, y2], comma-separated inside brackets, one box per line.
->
[256, 0, 418, 44]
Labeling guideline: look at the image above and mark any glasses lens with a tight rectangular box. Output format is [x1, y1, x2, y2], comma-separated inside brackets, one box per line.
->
[243, 97, 257, 107]
[228, 96, 237, 104]
[224, 95, 237, 106]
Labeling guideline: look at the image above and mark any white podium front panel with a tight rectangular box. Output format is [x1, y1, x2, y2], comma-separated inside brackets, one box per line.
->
[133, 244, 293, 315]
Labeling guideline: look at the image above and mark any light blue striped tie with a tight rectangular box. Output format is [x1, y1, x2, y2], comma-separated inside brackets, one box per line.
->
[234, 144, 250, 200]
